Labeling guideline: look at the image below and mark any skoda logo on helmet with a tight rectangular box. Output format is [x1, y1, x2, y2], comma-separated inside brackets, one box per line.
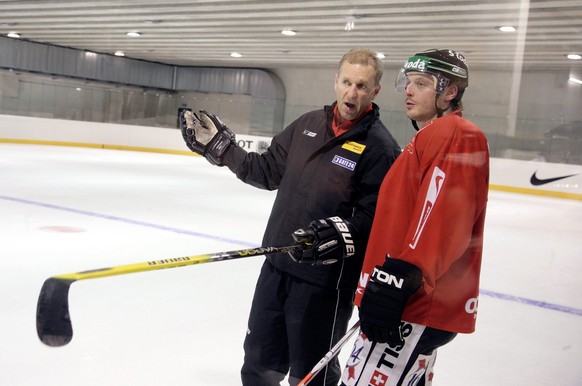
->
[404, 58, 428, 72]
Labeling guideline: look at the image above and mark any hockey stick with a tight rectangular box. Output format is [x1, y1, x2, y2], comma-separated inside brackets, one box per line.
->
[36, 244, 299, 348]
[297, 320, 361, 386]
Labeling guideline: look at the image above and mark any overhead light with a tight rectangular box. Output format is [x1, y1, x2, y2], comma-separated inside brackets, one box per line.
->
[230, 52, 243, 58]
[114, 51, 125, 57]
[376, 52, 386, 59]
[7, 32, 20, 38]
[126, 31, 141, 37]
[566, 53, 582, 60]
[281, 29, 296, 36]
[345, 16, 355, 31]
[497, 26, 516, 32]
[569, 77, 582, 85]
[344, 14, 364, 31]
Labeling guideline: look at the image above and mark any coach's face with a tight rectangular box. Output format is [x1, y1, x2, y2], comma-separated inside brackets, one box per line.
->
[334, 62, 380, 122]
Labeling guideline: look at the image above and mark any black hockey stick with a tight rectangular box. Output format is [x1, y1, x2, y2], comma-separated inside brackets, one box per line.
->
[297, 321, 361, 386]
[36, 245, 299, 347]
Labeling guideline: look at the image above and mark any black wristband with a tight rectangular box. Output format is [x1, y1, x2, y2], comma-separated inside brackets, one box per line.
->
[204, 127, 236, 166]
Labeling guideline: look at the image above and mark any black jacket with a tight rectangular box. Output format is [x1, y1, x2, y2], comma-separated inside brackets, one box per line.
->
[223, 102, 401, 289]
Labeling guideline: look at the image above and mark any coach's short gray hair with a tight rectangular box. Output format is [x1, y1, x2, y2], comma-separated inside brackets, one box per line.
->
[338, 48, 384, 86]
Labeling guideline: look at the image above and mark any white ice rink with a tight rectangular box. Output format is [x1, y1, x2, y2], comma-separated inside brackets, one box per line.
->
[1, 143, 581, 385]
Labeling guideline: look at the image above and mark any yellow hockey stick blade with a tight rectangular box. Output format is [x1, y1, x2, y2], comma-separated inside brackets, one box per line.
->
[36, 245, 299, 347]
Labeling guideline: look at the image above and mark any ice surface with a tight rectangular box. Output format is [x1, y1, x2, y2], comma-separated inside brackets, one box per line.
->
[1, 143, 581, 385]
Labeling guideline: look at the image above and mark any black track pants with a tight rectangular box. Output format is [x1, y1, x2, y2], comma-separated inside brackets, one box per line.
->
[241, 260, 354, 386]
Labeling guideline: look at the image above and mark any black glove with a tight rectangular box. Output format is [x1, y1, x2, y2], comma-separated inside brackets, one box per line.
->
[359, 258, 422, 345]
[289, 216, 357, 265]
[179, 108, 236, 166]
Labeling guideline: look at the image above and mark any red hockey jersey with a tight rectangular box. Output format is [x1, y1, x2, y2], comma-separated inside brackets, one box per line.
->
[355, 110, 490, 333]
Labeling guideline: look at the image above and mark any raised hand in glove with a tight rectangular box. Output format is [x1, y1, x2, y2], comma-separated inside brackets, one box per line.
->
[359, 258, 422, 346]
[289, 216, 358, 265]
[179, 108, 236, 166]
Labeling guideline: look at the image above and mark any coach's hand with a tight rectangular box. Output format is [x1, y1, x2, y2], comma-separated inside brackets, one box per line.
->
[289, 217, 357, 265]
[179, 109, 236, 166]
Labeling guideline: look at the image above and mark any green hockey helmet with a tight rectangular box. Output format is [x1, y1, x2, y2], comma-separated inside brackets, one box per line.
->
[395, 49, 469, 99]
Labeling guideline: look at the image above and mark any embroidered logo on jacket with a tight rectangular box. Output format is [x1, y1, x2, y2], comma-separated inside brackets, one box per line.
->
[302, 129, 317, 137]
[332, 155, 356, 171]
[342, 141, 366, 154]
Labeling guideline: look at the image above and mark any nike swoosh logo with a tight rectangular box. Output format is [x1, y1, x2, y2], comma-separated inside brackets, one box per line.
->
[530, 171, 578, 186]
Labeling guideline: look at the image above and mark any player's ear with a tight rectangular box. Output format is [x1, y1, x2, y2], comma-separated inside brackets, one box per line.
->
[444, 84, 458, 102]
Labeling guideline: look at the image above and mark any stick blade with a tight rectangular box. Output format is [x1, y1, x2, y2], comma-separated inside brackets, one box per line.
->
[36, 278, 74, 347]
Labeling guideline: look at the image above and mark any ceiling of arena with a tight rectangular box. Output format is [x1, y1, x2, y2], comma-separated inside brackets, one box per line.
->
[1, 0, 581, 71]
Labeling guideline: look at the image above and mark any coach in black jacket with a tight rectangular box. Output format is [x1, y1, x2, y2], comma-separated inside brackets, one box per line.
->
[179, 48, 401, 386]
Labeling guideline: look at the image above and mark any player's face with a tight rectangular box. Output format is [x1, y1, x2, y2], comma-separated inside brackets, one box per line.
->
[403, 72, 455, 128]
[334, 62, 381, 122]
[403, 73, 440, 126]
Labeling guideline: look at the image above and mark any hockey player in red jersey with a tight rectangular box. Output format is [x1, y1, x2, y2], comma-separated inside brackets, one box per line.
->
[340, 49, 490, 386]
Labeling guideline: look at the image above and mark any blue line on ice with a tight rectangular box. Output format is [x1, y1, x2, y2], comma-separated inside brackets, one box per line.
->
[0, 194, 254, 247]
[3, 194, 581, 317]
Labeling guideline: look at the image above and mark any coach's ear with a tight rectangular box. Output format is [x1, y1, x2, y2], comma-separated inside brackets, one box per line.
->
[371, 83, 381, 100]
